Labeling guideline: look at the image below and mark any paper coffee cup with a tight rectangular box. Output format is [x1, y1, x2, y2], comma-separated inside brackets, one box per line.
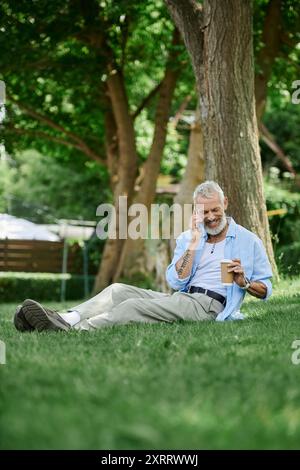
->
[220, 259, 234, 286]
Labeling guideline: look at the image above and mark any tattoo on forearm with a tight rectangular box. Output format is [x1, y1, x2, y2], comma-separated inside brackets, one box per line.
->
[177, 250, 192, 276]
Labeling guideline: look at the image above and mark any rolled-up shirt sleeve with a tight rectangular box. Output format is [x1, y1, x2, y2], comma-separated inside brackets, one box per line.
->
[165, 234, 191, 291]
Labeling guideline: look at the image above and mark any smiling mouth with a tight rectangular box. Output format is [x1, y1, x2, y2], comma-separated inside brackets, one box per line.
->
[207, 220, 219, 225]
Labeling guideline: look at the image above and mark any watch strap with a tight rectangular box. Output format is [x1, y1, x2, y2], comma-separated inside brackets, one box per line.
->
[241, 276, 251, 290]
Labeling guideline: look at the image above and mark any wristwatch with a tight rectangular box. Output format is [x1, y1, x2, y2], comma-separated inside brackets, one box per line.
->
[240, 276, 251, 290]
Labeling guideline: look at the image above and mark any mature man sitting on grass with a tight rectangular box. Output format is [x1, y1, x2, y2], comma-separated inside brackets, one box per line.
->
[13, 181, 272, 332]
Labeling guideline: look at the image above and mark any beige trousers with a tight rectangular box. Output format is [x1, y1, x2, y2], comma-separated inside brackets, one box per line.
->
[71, 283, 224, 331]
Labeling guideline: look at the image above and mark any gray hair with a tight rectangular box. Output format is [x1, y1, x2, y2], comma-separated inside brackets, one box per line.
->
[193, 180, 225, 205]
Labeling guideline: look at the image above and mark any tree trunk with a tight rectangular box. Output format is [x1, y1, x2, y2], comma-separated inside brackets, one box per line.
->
[113, 29, 181, 283]
[174, 106, 204, 209]
[166, 0, 278, 278]
[200, 0, 276, 275]
[93, 70, 138, 293]
[169, 105, 205, 252]
[104, 99, 119, 191]
[155, 240, 172, 293]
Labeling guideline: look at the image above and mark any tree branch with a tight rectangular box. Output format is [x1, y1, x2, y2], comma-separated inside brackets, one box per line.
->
[165, 0, 203, 76]
[7, 94, 82, 144]
[170, 93, 193, 129]
[6, 94, 106, 165]
[131, 81, 163, 120]
[165, 0, 203, 29]
[5, 125, 84, 151]
[259, 122, 297, 177]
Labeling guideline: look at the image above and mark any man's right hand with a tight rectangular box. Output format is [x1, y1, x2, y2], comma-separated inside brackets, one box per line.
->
[190, 209, 203, 245]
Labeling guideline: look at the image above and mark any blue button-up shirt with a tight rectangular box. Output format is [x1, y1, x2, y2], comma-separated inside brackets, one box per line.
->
[165, 217, 273, 321]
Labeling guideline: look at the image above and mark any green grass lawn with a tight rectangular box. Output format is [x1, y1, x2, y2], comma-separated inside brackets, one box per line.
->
[1, 277, 300, 450]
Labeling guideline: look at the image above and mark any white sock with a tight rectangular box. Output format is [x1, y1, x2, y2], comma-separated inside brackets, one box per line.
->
[59, 310, 81, 327]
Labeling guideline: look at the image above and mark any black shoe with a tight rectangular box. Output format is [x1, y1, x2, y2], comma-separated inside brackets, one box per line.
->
[13, 305, 35, 332]
[22, 299, 70, 332]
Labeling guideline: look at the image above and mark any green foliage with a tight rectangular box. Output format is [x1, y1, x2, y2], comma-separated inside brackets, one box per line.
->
[1, 0, 298, 200]
[265, 180, 300, 274]
[0, 0, 198, 229]
[262, 103, 300, 174]
[85, 234, 106, 274]
[276, 242, 300, 276]
[0, 149, 110, 223]
[0, 0, 299, 282]
[253, 0, 299, 73]
[0, 0, 190, 163]
[0, 272, 95, 302]
[265, 180, 300, 246]
[253, 0, 300, 180]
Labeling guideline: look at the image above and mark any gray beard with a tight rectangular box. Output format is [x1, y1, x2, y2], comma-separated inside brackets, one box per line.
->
[205, 213, 227, 236]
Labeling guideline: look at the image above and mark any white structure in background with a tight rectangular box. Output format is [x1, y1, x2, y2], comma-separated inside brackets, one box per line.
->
[41, 220, 95, 241]
[0, 213, 60, 241]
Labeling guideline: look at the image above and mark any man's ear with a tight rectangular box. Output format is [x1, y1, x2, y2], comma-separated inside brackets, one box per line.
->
[223, 197, 228, 210]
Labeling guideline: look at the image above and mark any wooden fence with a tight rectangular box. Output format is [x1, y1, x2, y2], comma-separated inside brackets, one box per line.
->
[0, 239, 82, 273]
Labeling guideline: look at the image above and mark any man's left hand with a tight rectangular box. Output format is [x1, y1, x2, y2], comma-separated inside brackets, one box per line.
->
[227, 259, 247, 287]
